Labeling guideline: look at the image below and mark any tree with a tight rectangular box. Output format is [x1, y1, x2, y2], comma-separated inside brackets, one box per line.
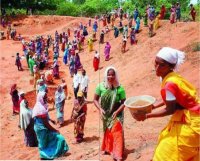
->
[73, 0, 86, 4]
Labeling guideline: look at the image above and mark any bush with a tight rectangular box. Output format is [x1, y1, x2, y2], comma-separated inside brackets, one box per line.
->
[14, 9, 26, 15]
[35, 9, 57, 15]
[56, 2, 80, 16]
[192, 42, 200, 52]
[6, 8, 26, 16]
[80, 4, 97, 17]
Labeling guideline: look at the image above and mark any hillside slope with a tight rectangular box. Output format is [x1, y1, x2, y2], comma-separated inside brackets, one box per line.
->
[0, 15, 199, 160]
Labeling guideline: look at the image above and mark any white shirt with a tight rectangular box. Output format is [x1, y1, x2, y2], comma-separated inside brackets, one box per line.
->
[160, 77, 176, 101]
[73, 73, 81, 88]
[166, 90, 176, 101]
[80, 75, 89, 92]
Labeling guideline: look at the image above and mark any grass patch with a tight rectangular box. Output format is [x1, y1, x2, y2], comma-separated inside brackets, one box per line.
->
[192, 42, 200, 52]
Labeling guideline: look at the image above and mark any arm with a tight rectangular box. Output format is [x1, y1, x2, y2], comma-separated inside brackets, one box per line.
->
[147, 100, 176, 119]
[93, 94, 101, 110]
[85, 100, 94, 104]
[70, 108, 74, 120]
[133, 100, 177, 121]
[42, 117, 58, 133]
[93, 94, 105, 118]
[112, 99, 126, 119]
[152, 99, 165, 109]
[77, 112, 86, 119]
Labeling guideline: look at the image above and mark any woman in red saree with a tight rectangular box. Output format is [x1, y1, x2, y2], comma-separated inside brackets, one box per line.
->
[93, 51, 100, 71]
[10, 84, 20, 115]
[160, 4, 166, 19]
[71, 91, 92, 143]
[190, 4, 196, 21]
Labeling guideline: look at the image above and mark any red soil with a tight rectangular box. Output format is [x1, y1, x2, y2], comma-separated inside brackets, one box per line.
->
[0, 15, 199, 160]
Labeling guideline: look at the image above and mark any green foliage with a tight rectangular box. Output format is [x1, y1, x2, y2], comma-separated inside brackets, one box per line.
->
[5, 8, 26, 16]
[80, 4, 97, 17]
[73, 0, 86, 5]
[1, 0, 196, 19]
[56, 2, 80, 16]
[14, 9, 27, 15]
[122, 1, 135, 12]
[34, 9, 57, 15]
[192, 42, 200, 52]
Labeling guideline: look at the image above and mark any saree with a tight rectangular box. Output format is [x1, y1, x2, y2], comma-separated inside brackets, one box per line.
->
[93, 57, 100, 71]
[96, 83, 126, 160]
[20, 100, 38, 147]
[153, 110, 200, 161]
[104, 43, 111, 60]
[63, 48, 69, 65]
[154, 15, 160, 30]
[10, 84, 20, 113]
[170, 9, 176, 24]
[153, 72, 200, 160]
[88, 39, 93, 52]
[72, 100, 87, 143]
[33, 92, 69, 159]
[34, 117, 69, 159]
[55, 89, 66, 124]
[28, 57, 35, 75]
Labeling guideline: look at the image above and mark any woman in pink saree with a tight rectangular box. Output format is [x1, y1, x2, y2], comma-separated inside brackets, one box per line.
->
[104, 42, 111, 61]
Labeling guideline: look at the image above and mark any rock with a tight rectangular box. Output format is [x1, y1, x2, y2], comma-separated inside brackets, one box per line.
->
[75, 155, 82, 160]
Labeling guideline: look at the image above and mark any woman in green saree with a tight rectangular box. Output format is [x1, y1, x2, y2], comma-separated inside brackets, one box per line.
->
[94, 66, 126, 161]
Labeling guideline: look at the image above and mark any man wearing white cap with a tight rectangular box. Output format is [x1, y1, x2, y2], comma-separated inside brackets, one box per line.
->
[133, 47, 200, 161]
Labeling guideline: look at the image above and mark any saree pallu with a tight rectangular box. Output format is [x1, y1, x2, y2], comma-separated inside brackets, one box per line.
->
[24, 120, 38, 147]
[34, 117, 69, 159]
[143, 16, 148, 26]
[101, 120, 124, 160]
[88, 40, 93, 52]
[100, 88, 124, 160]
[12, 94, 20, 113]
[153, 110, 200, 161]
[121, 41, 126, 52]
[153, 17, 160, 30]
[93, 57, 99, 71]
[170, 12, 175, 24]
[56, 101, 64, 124]
[74, 114, 86, 142]
[53, 65, 59, 78]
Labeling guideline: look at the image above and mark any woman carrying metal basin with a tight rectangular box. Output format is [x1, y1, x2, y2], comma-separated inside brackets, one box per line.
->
[132, 47, 200, 161]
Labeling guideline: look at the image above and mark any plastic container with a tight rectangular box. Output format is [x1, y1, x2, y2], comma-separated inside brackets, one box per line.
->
[124, 95, 156, 114]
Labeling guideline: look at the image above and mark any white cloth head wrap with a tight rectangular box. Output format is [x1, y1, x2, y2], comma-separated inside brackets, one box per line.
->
[32, 91, 48, 118]
[156, 47, 185, 70]
[94, 52, 100, 59]
[19, 91, 25, 96]
[20, 100, 32, 130]
[104, 66, 120, 89]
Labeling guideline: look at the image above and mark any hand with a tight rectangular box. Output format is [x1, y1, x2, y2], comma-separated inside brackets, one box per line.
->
[112, 111, 118, 120]
[50, 119, 56, 125]
[131, 112, 146, 121]
[77, 116, 81, 121]
[100, 108, 105, 120]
